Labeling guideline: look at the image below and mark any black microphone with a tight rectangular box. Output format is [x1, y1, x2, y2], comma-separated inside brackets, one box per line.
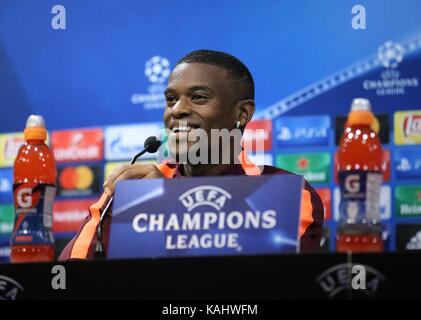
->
[94, 136, 162, 259]
[130, 136, 162, 164]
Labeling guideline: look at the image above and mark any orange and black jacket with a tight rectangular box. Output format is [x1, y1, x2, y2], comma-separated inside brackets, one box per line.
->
[59, 154, 324, 260]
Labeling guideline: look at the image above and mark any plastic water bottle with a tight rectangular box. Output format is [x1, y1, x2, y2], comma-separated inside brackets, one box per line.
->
[10, 115, 57, 262]
[336, 98, 384, 252]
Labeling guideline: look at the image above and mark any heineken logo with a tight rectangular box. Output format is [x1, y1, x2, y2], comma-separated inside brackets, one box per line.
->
[276, 152, 330, 183]
[297, 157, 309, 169]
[395, 185, 421, 217]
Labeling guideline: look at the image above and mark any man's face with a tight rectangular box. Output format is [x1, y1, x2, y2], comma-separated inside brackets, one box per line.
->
[163, 63, 239, 161]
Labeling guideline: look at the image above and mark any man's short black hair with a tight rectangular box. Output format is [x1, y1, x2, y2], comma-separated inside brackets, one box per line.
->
[175, 49, 254, 100]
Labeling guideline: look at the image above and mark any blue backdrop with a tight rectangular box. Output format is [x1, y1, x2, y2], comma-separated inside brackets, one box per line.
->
[1, 0, 421, 259]
[1, 0, 421, 130]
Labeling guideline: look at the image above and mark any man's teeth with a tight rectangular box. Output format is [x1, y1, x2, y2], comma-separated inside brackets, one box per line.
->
[173, 126, 193, 133]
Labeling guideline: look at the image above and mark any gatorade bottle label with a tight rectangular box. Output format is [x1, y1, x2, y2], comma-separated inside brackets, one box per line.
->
[338, 171, 382, 224]
[11, 182, 56, 245]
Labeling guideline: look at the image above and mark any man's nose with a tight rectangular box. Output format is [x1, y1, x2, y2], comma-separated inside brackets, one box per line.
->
[171, 98, 192, 119]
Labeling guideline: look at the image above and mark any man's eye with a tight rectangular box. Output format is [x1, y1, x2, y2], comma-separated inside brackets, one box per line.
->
[165, 96, 176, 103]
[192, 94, 208, 101]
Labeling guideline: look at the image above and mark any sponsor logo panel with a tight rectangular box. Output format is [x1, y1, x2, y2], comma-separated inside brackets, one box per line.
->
[0, 169, 13, 203]
[395, 185, 421, 217]
[394, 148, 421, 180]
[276, 152, 330, 183]
[275, 115, 330, 147]
[394, 110, 421, 145]
[0, 133, 24, 168]
[57, 164, 102, 197]
[396, 224, 421, 251]
[52, 128, 103, 162]
[104, 123, 163, 161]
[53, 199, 93, 233]
[243, 119, 272, 152]
[0, 204, 13, 235]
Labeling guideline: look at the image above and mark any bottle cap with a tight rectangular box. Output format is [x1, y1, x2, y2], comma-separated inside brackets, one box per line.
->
[24, 115, 47, 141]
[351, 98, 372, 112]
[348, 98, 374, 125]
[26, 115, 46, 129]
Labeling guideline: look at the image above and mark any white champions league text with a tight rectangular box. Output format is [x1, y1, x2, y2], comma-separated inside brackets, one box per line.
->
[132, 210, 277, 250]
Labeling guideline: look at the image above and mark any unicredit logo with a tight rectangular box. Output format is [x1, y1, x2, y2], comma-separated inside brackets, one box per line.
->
[52, 129, 103, 162]
[403, 115, 421, 137]
[179, 186, 232, 211]
[54, 146, 100, 161]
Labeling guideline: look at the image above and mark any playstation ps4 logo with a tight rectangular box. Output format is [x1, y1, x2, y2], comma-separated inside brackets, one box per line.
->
[275, 115, 330, 147]
[179, 186, 232, 212]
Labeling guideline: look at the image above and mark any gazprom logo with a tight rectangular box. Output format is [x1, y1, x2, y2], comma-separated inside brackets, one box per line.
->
[110, 134, 142, 155]
[179, 185, 232, 212]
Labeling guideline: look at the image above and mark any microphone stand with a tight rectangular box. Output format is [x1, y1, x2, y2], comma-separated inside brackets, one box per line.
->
[93, 147, 152, 259]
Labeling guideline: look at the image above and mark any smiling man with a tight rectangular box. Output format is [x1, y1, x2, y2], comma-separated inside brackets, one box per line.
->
[59, 50, 324, 260]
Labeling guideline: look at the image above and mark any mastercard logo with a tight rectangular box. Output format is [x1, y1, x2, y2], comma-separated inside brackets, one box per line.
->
[59, 166, 94, 190]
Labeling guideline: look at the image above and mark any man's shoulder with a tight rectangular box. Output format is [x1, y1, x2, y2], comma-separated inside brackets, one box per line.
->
[261, 165, 296, 176]
[261, 165, 318, 193]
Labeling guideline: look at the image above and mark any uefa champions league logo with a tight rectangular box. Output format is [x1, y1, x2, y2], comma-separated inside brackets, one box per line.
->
[316, 263, 385, 298]
[178, 186, 232, 212]
[131, 55, 171, 109]
[377, 41, 404, 69]
[0, 275, 24, 300]
[144, 56, 171, 84]
[362, 40, 419, 96]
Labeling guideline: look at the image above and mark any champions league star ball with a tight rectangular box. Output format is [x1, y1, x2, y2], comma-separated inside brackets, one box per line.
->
[144, 56, 171, 83]
[377, 41, 404, 69]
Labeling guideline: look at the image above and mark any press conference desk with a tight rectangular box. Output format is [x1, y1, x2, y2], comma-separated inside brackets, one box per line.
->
[0, 252, 420, 300]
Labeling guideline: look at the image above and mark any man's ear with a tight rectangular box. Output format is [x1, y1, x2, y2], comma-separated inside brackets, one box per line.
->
[236, 99, 255, 129]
